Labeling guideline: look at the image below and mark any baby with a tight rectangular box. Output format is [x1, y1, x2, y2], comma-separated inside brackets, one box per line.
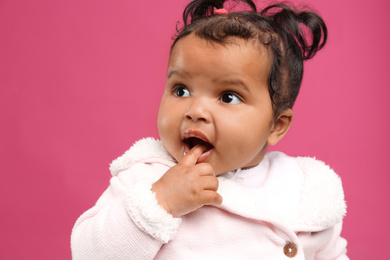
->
[71, 0, 348, 259]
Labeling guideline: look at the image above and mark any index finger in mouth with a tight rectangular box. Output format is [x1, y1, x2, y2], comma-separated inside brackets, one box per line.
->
[181, 145, 205, 165]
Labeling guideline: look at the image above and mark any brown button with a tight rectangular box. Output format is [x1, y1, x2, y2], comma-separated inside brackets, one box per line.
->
[283, 242, 297, 258]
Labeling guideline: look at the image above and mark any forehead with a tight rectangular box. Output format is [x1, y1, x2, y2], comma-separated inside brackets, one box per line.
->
[170, 33, 268, 59]
[168, 34, 271, 81]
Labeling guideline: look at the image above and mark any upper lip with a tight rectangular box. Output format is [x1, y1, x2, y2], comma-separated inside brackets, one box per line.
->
[182, 130, 211, 144]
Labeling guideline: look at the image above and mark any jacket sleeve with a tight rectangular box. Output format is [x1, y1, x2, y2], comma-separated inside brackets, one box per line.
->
[314, 221, 348, 260]
[294, 156, 348, 260]
[71, 162, 181, 259]
[296, 222, 348, 260]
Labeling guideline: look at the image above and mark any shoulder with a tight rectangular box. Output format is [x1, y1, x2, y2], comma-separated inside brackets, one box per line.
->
[266, 152, 347, 230]
[109, 137, 176, 176]
[290, 154, 347, 231]
[217, 151, 346, 231]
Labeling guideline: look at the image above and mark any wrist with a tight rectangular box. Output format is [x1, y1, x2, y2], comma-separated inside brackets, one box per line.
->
[151, 181, 173, 216]
[125, 181, 181, 243]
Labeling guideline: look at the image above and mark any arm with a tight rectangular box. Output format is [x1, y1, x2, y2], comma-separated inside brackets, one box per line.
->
[71, 145, 222, 259]
[314, 222, 348, 260]
[294, 156, 348, 259]
[297, 222, 348, 260]
[71, 163, 180, 259]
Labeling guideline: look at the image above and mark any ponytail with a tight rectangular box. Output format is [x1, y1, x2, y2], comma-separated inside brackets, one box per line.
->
[182, 0, 256, 25]
[261, 3, 327, 60]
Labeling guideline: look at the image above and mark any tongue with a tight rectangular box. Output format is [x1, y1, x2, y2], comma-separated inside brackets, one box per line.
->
[190, 137, 213, 152]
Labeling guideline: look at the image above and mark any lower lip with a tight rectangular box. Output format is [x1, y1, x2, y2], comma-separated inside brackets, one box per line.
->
[196, 149, 213, 164]
[183, 143, 213, 164]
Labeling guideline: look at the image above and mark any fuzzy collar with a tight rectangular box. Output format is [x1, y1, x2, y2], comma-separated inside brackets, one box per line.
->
[110, 138, 346, 232]
[110, 138, 176, 176]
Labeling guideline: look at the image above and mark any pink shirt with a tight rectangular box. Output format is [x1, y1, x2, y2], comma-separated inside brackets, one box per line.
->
[71, 138, 348, 259]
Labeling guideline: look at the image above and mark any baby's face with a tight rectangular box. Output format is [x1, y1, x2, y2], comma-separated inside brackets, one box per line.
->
[158, 34, 275, 175]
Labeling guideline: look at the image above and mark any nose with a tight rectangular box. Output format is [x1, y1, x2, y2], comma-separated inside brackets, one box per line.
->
[184, 97, 211, 123]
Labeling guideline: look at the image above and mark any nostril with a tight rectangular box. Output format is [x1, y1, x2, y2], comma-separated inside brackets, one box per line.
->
[185, 114, 192, 120]
[184, 107, 210, 122]
[185, 113, 208, 122]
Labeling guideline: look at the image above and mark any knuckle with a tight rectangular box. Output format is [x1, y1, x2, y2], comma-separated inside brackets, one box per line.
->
[206, 192, 222, 204]
[200, 163, 214, 174]
[213, 177, 219, 189]
[206, 177, 219, 189]
[189, 184, 201, 197]
[214, 193, 222, 204]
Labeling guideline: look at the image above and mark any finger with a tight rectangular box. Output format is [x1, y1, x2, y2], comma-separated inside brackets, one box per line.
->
[195, 162, 216, 176]
[180, 145, 204, 165]
[200, 176, 219, 191]
[200, 190, 223, 206]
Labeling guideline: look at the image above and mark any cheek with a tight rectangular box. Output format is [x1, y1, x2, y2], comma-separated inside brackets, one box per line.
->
[157, 101, 183, 161]
[158, 108, 181, 130]
[157, 102, 171, 143]
[217, 111, 271, 158]
[157, 99, 174, 132]
[222, 108, 272, 139]
[157, 112, 175, 145]
[157, 112, 168, 134]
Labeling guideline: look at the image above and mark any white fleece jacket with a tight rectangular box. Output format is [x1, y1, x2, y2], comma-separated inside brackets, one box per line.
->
[71, 138, 348, 259]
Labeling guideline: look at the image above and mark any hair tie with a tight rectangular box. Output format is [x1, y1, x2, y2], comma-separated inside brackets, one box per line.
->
[214, 8, 228, 15]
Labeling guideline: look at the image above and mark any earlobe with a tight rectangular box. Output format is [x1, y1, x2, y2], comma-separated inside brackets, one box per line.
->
[267, 109, 293, 146]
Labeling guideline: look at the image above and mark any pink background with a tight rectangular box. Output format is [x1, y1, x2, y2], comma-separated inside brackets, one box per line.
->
[0, 0, 389, 259]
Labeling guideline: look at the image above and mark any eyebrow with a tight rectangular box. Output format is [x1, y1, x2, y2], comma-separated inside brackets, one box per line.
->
[167, 70, 251, 93]
[214, 78, 250, 93]
[167, 69, 190, 79]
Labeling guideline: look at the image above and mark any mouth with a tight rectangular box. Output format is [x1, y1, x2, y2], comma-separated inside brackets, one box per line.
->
[182, 131, 214, 163]
[183, 137, 214, 153]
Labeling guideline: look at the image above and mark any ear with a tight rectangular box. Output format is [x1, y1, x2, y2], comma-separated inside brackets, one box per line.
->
[267, 109, 293, 146]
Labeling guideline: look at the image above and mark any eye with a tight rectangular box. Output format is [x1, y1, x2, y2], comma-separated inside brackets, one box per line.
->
[173, 85, 190, 97]
[220, 92, 242, 104]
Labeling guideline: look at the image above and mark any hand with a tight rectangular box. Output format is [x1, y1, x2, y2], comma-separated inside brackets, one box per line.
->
[151, 145, 223, 217]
